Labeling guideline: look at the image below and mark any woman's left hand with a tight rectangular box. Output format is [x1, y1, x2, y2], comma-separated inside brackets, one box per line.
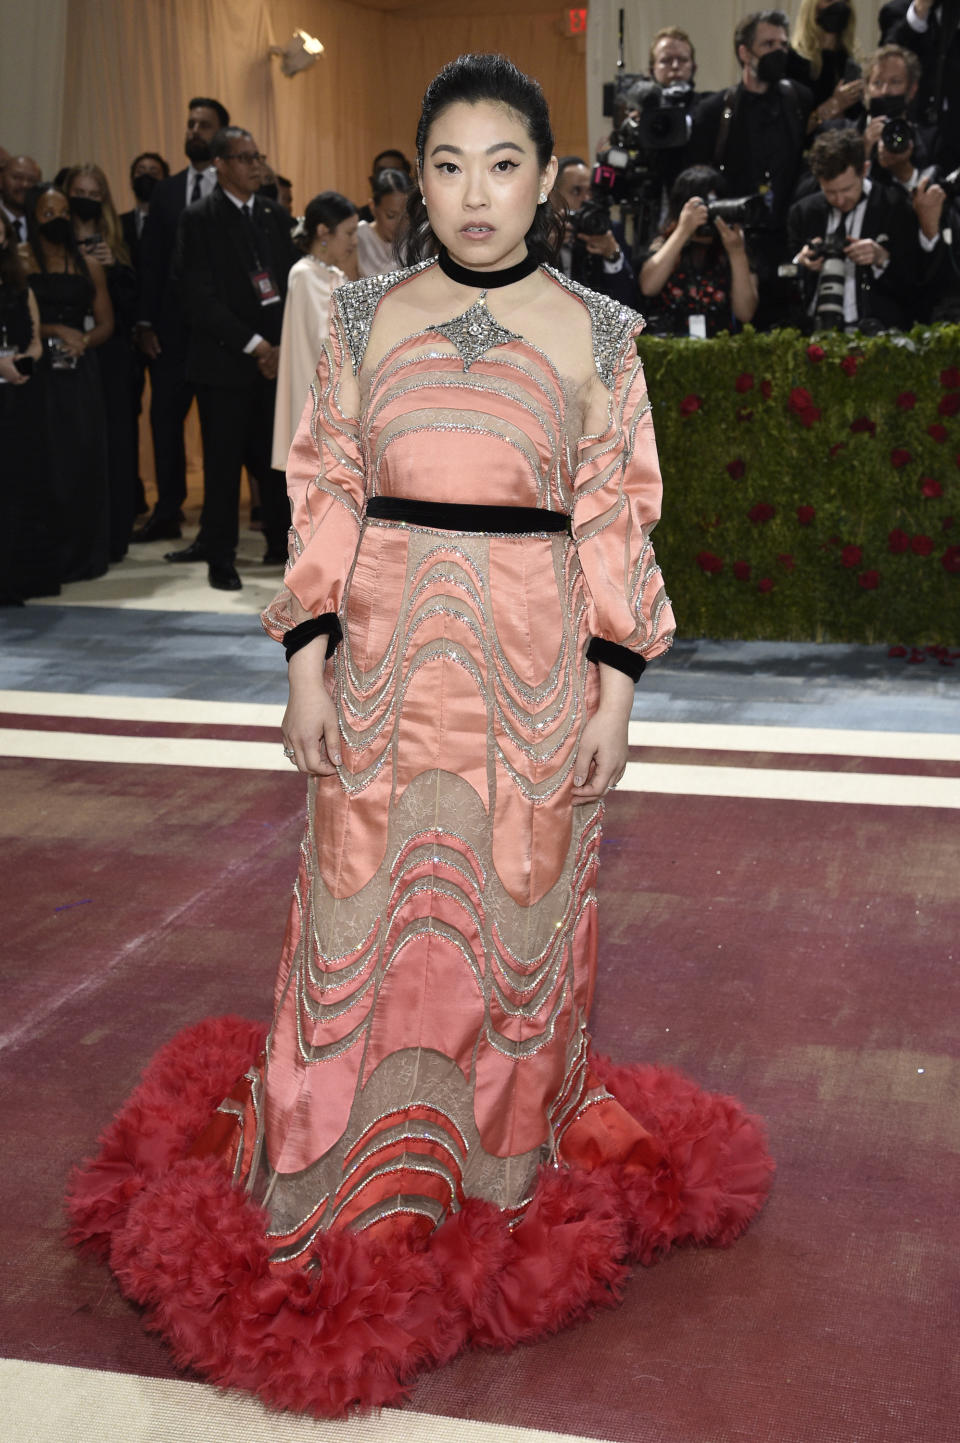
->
[571, 664, 634, 803]
[715, 217, 745, 254]
[81, 238, 114, 267]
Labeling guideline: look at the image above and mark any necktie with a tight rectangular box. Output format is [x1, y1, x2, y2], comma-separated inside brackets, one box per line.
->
[834, 211, 847, 244]
[190, 173, 203, 204]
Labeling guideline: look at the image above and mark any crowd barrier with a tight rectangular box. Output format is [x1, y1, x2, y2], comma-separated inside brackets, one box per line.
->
[638, 324, 960, 646]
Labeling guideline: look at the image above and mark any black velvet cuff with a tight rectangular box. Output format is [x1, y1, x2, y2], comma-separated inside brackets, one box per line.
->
[587, 636, 647, 682]
[283, 614, 343, 662]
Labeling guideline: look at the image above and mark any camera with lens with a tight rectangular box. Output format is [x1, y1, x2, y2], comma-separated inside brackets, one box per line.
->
[568, 195, 614, 248]
[880, 116, 914, 156]
[808, 232, 849, 262]
[706, 194, 769, 229]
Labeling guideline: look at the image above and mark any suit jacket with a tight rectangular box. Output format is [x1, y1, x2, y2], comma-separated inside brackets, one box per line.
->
[120, 208, 144, 271]
[882, 0, 960, 168]
[563, 220, 636, 306]
[690, 80, 814, 230]
[173, 186, 299, 388]
[137, 167, 211, 344]
[786, 182, 922, 328]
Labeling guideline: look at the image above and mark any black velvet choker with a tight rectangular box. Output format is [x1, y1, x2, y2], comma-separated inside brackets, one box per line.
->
[437, 245, 538, 289]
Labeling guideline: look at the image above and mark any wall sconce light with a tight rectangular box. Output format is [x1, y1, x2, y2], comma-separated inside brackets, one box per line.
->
[269, 29, 324, 77]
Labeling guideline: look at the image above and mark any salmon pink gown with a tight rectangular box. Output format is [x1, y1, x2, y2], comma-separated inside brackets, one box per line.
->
[68, 261, 773, 1417]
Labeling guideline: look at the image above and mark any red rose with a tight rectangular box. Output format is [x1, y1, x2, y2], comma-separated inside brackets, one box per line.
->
[888, 528, 910, 553]
[890, 448, 912, 468]
[807, 343, 826, 363]
[896, 391, 917, 410]
[726, 458, 746, 479]
[829, 441, 848, 458]
[778, 553, 795, 570]
[841, 545, 862, 568]
[733, 560, 751, 581]
[757, 577, 775, 593]
[788, 387, 822, 426]
[939, 392, 960, 417]
[734, 373, 754, 393]
[850, 417, 876, 435]
[858, 570, 880, 590]
[911, 534, 934, 556]
[942, 545, 960, 574]
[840, 355, 860, 376]
[796, 505, 816, 525]
[941, 367, 960, 389]
[921, 478, 943, 498]
[696, 550, 724, 574]
[680, 393, 702, 416]
[748, 502, 776, 524]
[928, 424, 948, 443]
[760, 379, 772, 399]
[888, 645, 908, 658]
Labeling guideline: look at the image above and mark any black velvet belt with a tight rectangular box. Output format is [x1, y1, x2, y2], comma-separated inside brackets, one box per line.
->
[365, 497, 571, 535]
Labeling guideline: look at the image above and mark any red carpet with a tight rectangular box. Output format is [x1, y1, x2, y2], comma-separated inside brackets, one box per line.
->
[1, 751, 958, 1440]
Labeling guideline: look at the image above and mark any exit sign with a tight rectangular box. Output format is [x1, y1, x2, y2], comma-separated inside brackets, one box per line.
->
[566, 8, 587, 35]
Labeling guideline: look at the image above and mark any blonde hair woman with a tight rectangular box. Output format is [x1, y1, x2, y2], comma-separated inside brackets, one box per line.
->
[61, 163, 131, 269]
[792, 0, 864, 129]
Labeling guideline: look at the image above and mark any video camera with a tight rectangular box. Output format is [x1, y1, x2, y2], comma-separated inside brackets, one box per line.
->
[595, 73, 694, 209]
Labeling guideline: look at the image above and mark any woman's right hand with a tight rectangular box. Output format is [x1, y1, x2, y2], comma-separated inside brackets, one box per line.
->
[55, 325, 87, 357]
[677, 195, 709, 240]
[282, 640, 342, 775]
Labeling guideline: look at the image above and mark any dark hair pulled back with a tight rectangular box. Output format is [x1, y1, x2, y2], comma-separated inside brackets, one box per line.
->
[299, 190, 357, 253]
[371, 168, 411, 205]
[400, 52, 562, 267]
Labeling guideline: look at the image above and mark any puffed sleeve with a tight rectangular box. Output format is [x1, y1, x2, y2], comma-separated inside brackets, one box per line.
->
[261, 301, 364, 645]
[572, 325, 675, 679]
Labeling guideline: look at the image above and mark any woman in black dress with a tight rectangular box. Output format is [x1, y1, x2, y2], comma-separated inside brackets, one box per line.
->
[64, 163, 139, 562]
[640, 166, 759, 337]
[0, 211, 55, 603]
[23, 184, 113, 584]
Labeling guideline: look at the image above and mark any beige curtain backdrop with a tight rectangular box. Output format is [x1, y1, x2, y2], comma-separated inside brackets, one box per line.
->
[0, 0, 586, 215]
[586, 2, 888, 155]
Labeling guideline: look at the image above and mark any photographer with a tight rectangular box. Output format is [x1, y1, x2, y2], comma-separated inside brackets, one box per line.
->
[691, 11, 813, 327]
[550, 157, 636, 304]
[640, 165, 759, 335]
[787, 128, 924, 329]
[882, 1, 960, 171]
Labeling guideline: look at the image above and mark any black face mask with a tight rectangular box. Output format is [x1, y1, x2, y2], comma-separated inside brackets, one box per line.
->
[39, 217, 73, 246]
[755, 48, 789, 84]
[132, 173, 159, 203]
[69, 195, 102, 223]
[817, 3, 852, 35]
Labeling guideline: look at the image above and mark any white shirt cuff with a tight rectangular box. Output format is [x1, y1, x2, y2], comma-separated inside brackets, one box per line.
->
[244, 334, 265, 354]
[906, 2, 929, 31]
[603, 252, 625, 273]
[919, 230, 939, 251]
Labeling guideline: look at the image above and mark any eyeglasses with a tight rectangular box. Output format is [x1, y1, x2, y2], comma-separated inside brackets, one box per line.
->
[223, 152, 266, 165]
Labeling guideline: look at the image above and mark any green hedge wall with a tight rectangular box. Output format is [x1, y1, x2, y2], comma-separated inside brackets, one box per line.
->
[638, 324, 960, 644]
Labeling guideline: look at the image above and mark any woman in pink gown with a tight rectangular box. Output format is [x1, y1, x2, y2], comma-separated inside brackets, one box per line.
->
[69, 55, 773, 1417]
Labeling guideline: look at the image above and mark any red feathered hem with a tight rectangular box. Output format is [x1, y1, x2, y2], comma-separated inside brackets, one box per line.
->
[66, 1016, 773, 1418]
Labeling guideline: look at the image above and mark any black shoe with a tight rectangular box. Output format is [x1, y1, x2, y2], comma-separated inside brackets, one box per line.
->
[262, 549, 287, 565]
[208, 562, 242, 591]
[132, 514, 182, 544]
[165, 540, 208, 563]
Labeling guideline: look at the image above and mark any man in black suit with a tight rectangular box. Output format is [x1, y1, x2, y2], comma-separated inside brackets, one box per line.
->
[551, 157, 637, 304]
[786, 128, 927, 330]
[131, 97, 229, 544]
[881, 0, 960, 170]
[690, 10, 813, 327]
[165, 126, 298, 591]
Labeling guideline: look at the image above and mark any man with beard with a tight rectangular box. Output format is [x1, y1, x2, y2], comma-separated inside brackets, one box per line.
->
[690, 11, 813, 327]
[131, 97, 229, 543]
[1, 154, 42, 244]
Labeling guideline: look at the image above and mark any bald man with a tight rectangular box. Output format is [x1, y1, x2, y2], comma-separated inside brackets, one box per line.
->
[1, 155, 42, 243]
